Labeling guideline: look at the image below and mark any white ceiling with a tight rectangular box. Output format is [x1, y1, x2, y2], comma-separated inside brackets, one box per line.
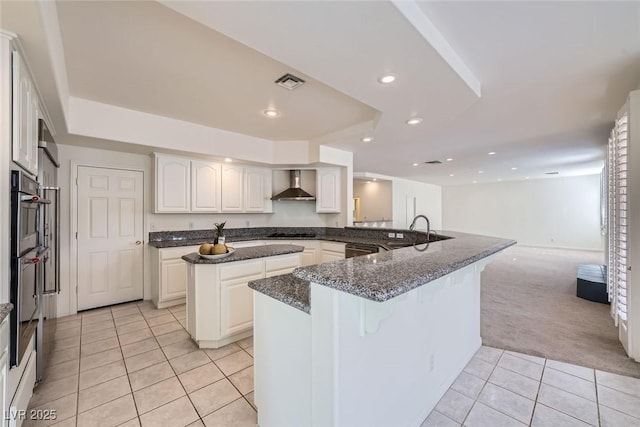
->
[3, 1, 640, 186]
[55, 0, 378, 141]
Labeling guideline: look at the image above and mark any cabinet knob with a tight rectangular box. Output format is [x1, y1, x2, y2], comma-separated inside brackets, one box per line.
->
[135, 241, 142, 245]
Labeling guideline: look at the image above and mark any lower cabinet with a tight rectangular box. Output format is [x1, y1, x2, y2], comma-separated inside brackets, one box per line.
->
[187, 252, 302, 348]
[219, 259, 264, 338]
[321, 241, 346, 263]
[150, 245, 200, 309]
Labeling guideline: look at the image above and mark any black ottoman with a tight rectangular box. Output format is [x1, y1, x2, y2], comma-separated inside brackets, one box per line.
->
[577, 264, 609, 304]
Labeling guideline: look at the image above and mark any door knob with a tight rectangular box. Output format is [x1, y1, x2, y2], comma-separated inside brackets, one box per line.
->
[135, 241, 142, 245]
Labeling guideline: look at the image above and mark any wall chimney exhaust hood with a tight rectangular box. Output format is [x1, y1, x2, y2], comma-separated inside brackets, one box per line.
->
[272, 170, 316, 201]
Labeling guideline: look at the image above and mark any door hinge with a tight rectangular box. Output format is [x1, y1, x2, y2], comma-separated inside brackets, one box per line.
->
[76, 285, 78, 294]
[75, 232, 78, 239]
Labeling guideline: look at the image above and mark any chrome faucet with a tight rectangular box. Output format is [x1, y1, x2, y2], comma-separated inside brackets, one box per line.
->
[409, 214, 431, 236]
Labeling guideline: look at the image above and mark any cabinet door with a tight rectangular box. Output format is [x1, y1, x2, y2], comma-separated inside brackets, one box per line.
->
[245, 168, 272, 213]
[322, 250, 344, 263]
[220, 268, 263, 337]
[301, 248, 318, 266]
[12, 50, 33, 174]
[160, 258, 188, 302]
[191, 161, 221, 212]
[316, 167, 341, 213]
[29, 99, 40, 174]
[221, 164, 244, 212]
[156, 155, 191, 213]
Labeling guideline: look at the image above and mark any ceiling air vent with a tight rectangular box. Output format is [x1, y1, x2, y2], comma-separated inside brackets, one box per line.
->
[545, 171, 559, 175]
[275, 73, 306, 90]
[424, 160, 443, 165]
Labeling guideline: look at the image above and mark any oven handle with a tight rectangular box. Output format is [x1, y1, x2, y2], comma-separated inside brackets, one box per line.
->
[20, 194, 51, 204]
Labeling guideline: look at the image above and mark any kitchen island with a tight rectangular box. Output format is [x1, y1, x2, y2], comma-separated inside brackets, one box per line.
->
[182, 244, 303, 349]
[249, 232, 515, 427]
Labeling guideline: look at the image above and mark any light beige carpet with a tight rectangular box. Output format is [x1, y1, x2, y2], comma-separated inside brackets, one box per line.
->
[481, 245, 640, 378]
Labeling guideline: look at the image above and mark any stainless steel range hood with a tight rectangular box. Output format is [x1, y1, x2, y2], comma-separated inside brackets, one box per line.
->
[271, 170, 316, 201]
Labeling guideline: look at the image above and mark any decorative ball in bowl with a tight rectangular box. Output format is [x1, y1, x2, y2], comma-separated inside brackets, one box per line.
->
[199, 243, 235, 259]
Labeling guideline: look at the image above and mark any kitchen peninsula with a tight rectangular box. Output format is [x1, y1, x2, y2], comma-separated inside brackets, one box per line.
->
[248, 231, 515, 427]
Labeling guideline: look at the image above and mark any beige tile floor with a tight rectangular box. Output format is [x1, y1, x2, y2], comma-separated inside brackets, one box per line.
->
[424, 346, 640, 427]
[23, 299, 640, 427]
[25, 300, 256, 427]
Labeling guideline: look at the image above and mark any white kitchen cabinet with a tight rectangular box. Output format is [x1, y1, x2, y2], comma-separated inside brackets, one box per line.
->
[155, 155, 191, 213]
[12, 50, 38, 177]
[316, 167, 341, 213]
[150, 245, 200, 308]
[187, 252, 302, 348]
[321, 241, 345, 262]
[219, 260, 264, 338]
[191, 160, 222, 212]
[245, 167, 273, 213]
[221, 164, 244, 212]
[265, 253, 301, 277]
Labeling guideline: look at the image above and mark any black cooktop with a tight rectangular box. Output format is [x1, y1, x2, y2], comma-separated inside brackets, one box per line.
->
[268, 233, 317, 238]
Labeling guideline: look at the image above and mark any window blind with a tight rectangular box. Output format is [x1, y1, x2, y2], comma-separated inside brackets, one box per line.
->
[615, 114, 629, 321]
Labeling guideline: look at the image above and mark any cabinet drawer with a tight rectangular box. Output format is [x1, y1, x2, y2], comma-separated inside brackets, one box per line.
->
[219, 259, 264, 281]
[160, 245, 201, 260]
[265, 253, 301, 273]
[321, 241, 346, 253]
[229, 240, 264, 249]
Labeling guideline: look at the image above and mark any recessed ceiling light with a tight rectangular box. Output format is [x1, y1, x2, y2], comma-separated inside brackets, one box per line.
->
[412, 163, 419, 167]
[488, 152, 496, 156]
[378, 74, 396, 84]
[263, 109, 279, 118]
[224, 158, 233, 163]
[366, 181, 372, 184]
[361, 136, 374, 143]
[406, 117, 423, 126]
[511, 167, 517, 170]
[472, 180, 477, 184]
[449, 174, 454, 177]
[372, 178, 377, 181]
[478, 171, 484, 174]
[497, 178, 502, 182]
[525, 177, 530, 179]
[445, 158, 453, 162]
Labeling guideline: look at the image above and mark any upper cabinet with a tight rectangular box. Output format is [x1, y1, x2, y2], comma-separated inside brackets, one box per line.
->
[154, 154, 273, 214]
[244, 167, 272, 213]
[155, 155, 191, 213]
[191, 160, 221, 213]
[12, 50, 38, 177]
[316, 167, 341, 213]
[221, 164, 244, 213]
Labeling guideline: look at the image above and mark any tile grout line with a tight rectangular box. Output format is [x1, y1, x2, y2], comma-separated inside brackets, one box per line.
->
[144, 304, 206, 425]
[459, 348, 502, 426]
[110, 304, 141, 426]
[528, 357, 547, 426]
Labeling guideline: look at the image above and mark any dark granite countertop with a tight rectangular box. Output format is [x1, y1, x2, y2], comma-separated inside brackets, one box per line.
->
[182, 244, 304, 264]
[148, 226, 430, 249]
[292, 231, 515, 302]
[248, 274, 310, 314]
[0, 303, 13, 324]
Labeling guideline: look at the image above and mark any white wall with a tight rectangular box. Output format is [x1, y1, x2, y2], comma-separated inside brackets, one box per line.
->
[353, 181, 393, 222]
[392, 178, 442, 230]
[442, 174, 604, 250]
[57, 143, 346, 316]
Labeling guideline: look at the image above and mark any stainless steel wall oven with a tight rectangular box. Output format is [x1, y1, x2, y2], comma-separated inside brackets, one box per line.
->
[10, 170, 49, 367]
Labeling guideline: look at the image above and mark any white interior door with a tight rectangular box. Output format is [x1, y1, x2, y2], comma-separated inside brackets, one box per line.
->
[77, 166, 144, 311]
